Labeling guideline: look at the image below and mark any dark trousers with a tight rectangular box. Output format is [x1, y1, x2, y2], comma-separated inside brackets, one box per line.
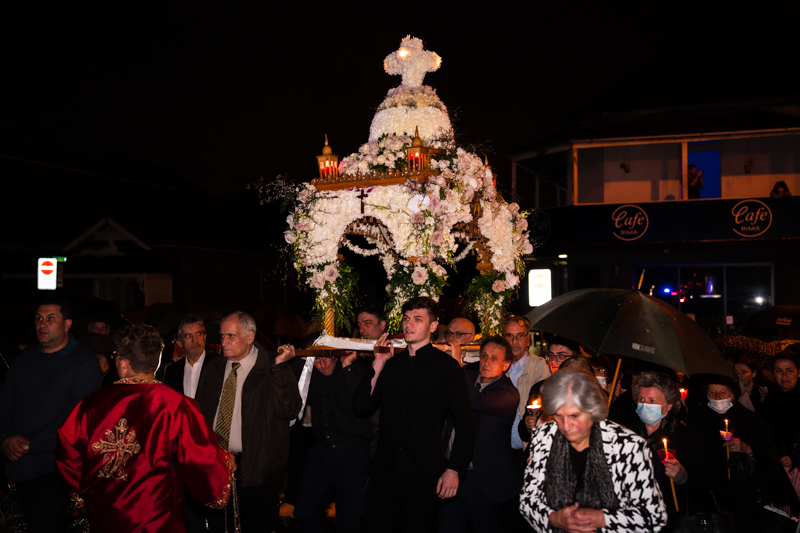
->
[295, 440, 370, 533]
[16, 472, 68, 533]
[362, 460, 439, 533]
[206, 454, 283, 533]
[438, 470, 504, 533]
[185, 489, 209, 533]
[285, 423, 315, 506]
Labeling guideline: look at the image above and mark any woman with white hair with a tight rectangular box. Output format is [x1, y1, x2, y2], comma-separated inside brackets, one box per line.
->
[520, 369, 667, 532]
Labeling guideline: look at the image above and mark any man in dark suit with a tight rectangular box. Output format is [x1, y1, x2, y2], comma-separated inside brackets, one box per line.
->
[195, 310, 301, 532]
[163, 314, 218, 399]
[163, 314, 220, 532]
[438, 335, 522, 533]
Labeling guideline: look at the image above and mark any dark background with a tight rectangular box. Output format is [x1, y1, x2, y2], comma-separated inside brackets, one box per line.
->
[2, 3, 799, 339]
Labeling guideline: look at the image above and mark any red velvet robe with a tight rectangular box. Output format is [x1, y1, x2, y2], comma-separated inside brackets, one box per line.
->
[57, 380, 233, 533]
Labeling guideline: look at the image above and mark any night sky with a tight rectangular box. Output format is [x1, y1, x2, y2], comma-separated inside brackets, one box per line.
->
[7, 4, 796, 202]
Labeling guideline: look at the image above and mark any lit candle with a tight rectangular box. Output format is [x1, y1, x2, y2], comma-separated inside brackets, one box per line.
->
[663, 438, 669, 457]
[725, 419, 728, 433]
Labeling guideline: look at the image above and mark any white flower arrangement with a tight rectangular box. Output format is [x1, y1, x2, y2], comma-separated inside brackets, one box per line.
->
[369, 106, 451, 145]
[285, 143, 533, 334]
[277, 36, 534, 335]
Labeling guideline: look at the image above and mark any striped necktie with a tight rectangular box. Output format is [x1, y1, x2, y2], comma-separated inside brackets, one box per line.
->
[215, 362, 240, 450]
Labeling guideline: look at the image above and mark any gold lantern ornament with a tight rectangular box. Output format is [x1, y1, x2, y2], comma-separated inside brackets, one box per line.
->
[316, 135, 339, 180]
[404, 126, 429, 173]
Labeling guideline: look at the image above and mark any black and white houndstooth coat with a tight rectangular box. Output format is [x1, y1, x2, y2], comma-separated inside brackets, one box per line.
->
[520, 419, 668, 532]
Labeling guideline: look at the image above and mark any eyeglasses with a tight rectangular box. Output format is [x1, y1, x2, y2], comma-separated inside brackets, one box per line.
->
[446, 331, 472, 340]
[545, 352, 570, 362]
[504, 333, 529, 342]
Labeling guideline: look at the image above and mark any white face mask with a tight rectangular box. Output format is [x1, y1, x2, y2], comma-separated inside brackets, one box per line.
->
[596, 376, 607, 388]
[708, 396, 734, 414]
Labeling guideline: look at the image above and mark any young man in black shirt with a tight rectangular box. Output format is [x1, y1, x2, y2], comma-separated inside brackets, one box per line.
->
[354, 297, 475, 532]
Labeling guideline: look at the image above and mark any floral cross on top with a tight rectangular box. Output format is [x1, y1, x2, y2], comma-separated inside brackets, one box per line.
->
[383, 35, 442, 88]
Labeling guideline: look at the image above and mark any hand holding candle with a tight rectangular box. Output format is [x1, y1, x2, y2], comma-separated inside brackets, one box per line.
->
[660, 438, 679, 512]
[722, 419, 731, 480]
[525, 400, 542, 431]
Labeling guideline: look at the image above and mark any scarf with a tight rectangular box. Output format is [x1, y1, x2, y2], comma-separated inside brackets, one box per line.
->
[544, 422, 620, 522]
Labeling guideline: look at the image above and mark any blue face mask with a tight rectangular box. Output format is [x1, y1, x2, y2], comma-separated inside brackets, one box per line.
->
[636, 402, 665, 426]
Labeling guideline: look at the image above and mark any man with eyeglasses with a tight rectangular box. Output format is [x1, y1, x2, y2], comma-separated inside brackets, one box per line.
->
[195, 311, 301, 532]
[501, 316, 551, 456]
[443, 318, 476, 364]
[164, 314, 219, 400]
[543, 336, 581, 376]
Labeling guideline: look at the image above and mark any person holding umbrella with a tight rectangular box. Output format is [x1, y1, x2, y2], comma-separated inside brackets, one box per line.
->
[520, 369, 667, 532]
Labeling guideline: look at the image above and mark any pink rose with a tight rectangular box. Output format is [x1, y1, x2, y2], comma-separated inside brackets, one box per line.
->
[411, 266, 429, 285]
[492, 280, 506, 293]
[411, 212, 424, 224]
[323, 264, 340, 282]
[431, 231, 443, 246]
[517, 218, 528, 231]
[431, 263, 447, 277]
[311, 273, 325, 289]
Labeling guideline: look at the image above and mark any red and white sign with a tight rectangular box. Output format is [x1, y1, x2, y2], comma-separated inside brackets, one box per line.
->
[38, 257, 57, 290]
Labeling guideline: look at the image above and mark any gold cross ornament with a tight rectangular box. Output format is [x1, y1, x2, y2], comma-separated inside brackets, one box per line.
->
[92, 418, 141, 481]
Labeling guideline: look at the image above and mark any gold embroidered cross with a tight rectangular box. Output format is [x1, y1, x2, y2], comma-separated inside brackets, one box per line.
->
[92, 418, 141, 480]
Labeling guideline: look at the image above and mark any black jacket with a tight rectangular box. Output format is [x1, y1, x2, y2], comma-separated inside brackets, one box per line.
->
[163, 351, 219, 396]
[465, 371, 521, 502]
[195, 348, 301, 487]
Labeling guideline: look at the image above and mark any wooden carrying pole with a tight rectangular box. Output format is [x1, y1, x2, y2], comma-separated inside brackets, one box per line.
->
[607, 358, 622, 409]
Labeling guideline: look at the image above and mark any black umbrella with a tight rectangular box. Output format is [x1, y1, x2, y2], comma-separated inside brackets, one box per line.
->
[524, 288, 732, 377]
[746, 305, 800, 339]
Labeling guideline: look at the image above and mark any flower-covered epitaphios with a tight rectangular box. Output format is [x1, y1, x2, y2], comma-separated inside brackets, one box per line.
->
[271, 35, 535, 335]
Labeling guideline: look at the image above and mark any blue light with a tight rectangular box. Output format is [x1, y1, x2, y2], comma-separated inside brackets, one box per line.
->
[663, 287, 671, 294]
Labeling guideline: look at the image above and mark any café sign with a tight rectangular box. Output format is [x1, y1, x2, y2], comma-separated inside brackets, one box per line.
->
[612, 204, 649, 241]
[731, 199, 772, 238]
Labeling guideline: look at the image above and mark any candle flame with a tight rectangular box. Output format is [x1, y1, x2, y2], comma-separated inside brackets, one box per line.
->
[529, 400, 541, 409]
[398, 47, 410, 59]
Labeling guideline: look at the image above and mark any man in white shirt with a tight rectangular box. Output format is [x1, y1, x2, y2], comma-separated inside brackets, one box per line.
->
[195, 311, 301, 533]
[162, 314, 221, 532]
[502, 315, 550, 454]
[163, 315, 218, 399]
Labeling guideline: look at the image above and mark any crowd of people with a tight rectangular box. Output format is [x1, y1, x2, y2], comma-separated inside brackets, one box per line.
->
[1, 297, 800, 532]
